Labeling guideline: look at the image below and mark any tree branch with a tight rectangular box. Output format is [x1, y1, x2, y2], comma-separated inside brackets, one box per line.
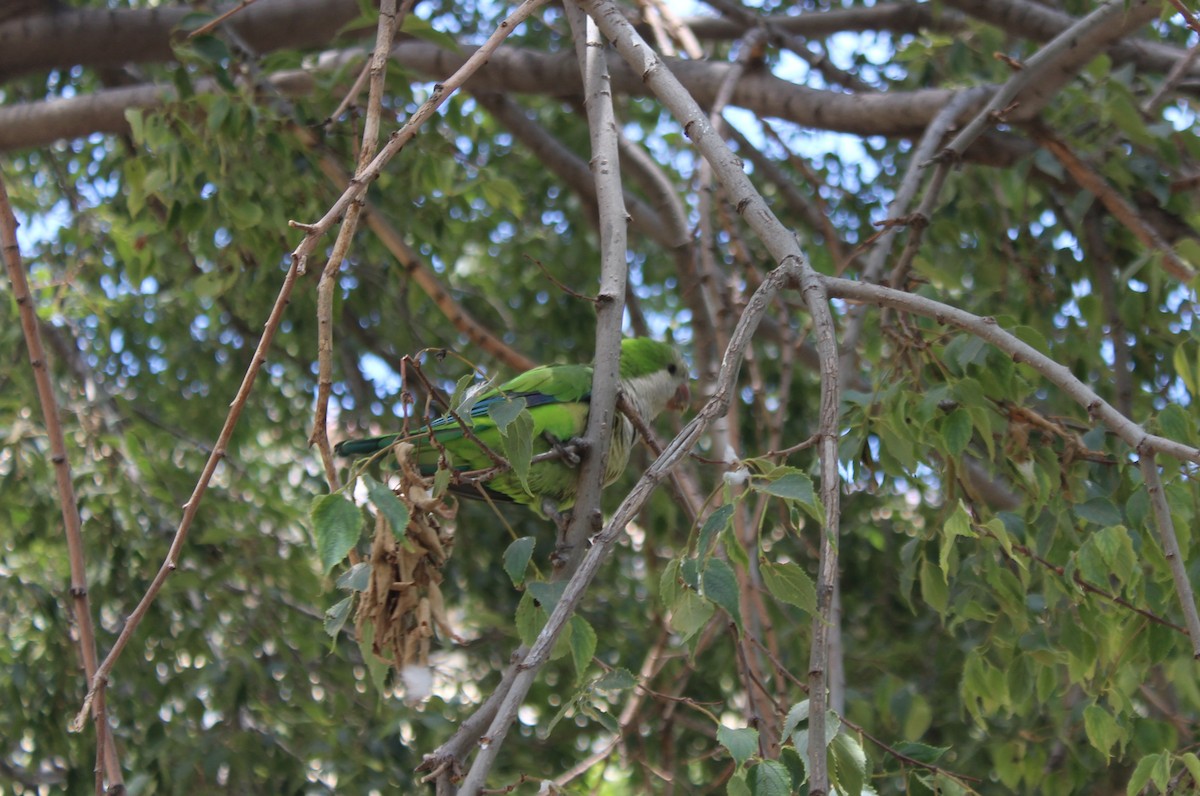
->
[0, 175, 124, 790]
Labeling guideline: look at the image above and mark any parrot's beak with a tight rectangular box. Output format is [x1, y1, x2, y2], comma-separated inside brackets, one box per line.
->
[668, 382, 691, 411]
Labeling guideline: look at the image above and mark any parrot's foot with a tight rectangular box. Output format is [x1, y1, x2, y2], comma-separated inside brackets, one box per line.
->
[551, 437, 584, 468]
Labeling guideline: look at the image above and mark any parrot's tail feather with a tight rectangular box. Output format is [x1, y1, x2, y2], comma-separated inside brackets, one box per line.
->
[334, 435, 400, 457]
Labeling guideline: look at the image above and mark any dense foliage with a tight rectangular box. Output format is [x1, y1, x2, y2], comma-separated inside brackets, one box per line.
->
[2, 0, 1199, 794]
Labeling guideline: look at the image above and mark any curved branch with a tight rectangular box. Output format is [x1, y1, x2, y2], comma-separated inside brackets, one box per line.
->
[823, 277, 1200, 466]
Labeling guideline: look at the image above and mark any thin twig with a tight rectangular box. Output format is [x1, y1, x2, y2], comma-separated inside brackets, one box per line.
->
[1138, 452, 1200, 657]
[310, 0, 403, 487]
[0, 178, 125, 789]
[824, 277, 1200, 466]
[1032, 126, 1195, 282]
[187, 0, 262, 39]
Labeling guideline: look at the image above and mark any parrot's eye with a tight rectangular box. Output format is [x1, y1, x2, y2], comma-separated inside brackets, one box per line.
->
[667, 363, 678, 375]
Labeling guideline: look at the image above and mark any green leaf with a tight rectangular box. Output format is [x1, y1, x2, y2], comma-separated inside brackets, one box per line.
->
[497, 406, 534, 495]
[503, 536, 536, 587]
[660, 558, 682, 606]
[449, 373, 478, 416]
[363, 475, 411, 543]
[783, 700, 809, 739]
[1073, 497, 1123, 528]
[698, 504, 734, 558]
[748, 759, 791, 796]
[527, 580, 567, 611]
[1126, 752, 1167, 796]
[940, 501, 975, 576]
[1180, 752, 1200, 789]
[1083, 703, 1121, 762]
[310, 493, 363, 573]
[760, 561, 818, 615]
[487, 395, 526, 431]
[754, 469, 815, 504]
[1158, 402, 1195, 443]
[726, 769, 751, 796]
[336, 562, 370, 592]
[830, 731, 867, 796]
[1173, 344, 1197, 395]
[669, 588, 714, 642]
[702, 559, 742, 631]
[357, 620, 389, 694]
[717, 724, 759, 768]
[126, 108, 146, 145]
[939, 407, 972, 455]
[594, 668, 637, 691]
[568, 615, 596, 682]
[891, 742, 948, 764]
[515, 590, 542, 647]
[919, 558, 948, 616]
[323, 596, 354, 638]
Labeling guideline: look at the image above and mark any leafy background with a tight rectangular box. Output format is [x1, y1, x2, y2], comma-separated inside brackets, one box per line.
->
[2, 0, 1200, 793]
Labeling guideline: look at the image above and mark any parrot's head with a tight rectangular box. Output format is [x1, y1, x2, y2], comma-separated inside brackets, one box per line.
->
[619, 337, 691, 416]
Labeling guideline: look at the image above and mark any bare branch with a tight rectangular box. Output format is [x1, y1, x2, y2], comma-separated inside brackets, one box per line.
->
[0, 176, 124, 789]
[944, 0, 1162, 153]
[823, 277, 1200, 466]
[1139, 452, 1200, 657]
[1032, 126, 1196, 282]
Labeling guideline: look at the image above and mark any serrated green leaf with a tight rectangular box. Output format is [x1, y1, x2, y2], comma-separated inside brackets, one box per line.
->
[336, 561, 370, 592]
[940, 408, 972, 455]
[449, 373, 478, 416]
[1158, 402, 1195, 443]
[1126, 752, 1167, 796]
[702, 558, 742, 631]
[761, 561, 817, 615]
[433, 465, 452, 497]
[1176, 343, 1198, 395]
[515, 590, 542, 646]
[940, 501, 975, 576]
[698, 504, 734, 558]
[487, 395, 526, 431]
[1083, 703, 1121, 762]
[1180, 752, 1200, 788]
[754, 470, 815, 504]
[718, 724, 759, 768]
[830, 732, 867, 796]
[568, 615, 596, 682]
[498, 406, 534, 495]
[726, 769, 751, 796]
[920, 558, 948, 616]
[503, 536, 535, 586]
[323, 595, 354, 639]
[363, 474, 411, 544]
[594, 668, 637, 691]
[749, 759, 792, 796]
[669, 588, 714, 642]
[310, 493, 363, 573]
[1074, 497, 1123, 528]
[783, 700, 809, 739]
[660, 558, 682, 605]
[891, 742, 949, 764]
[581, 703, 619, 735]
[527, 580, 567, 611]
[357, 620, 388, 694]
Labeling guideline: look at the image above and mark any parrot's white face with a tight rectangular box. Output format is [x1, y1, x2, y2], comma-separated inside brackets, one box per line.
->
[620, 354, 690, 421]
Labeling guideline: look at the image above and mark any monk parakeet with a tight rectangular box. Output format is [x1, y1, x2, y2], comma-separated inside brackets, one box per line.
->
[335, 337, 689, 517]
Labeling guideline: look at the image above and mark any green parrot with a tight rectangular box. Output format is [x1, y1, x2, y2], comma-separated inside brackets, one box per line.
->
[335, 337, 690, 518]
